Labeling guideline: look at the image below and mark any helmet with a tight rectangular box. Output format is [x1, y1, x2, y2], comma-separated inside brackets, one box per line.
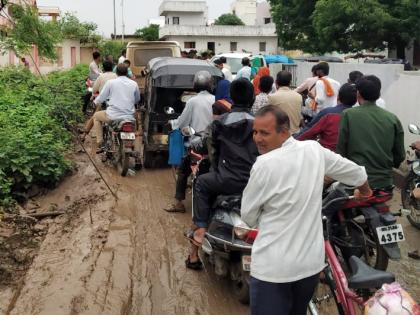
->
[193, 70, 212, 92]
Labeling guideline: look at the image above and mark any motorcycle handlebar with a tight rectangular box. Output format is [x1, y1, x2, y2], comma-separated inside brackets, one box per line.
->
[321, 196, 354, 212]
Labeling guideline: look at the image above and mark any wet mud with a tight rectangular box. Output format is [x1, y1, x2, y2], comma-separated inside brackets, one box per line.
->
[0, 141, 418, 314]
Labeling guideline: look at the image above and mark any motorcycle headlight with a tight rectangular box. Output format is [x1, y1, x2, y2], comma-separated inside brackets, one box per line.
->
[412, 160, 420, 176]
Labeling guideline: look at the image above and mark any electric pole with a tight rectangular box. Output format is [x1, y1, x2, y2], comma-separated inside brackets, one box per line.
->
[121, 0, 125, 42]
[113, 0, 116, 39]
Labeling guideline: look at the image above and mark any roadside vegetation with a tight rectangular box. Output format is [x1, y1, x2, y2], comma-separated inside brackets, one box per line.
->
[0, 65, 88, 210]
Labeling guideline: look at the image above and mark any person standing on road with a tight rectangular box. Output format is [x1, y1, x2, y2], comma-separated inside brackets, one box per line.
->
[219, 56, 233, 82]
[236, 57, 252, 81]
[268, 71, 302, 134]
[337, 75, 405, 190]
[118, 49, 127, 64]
[164, 71, 215, 214]
[241, 105, 372, 315]
[92, 64, 140, 153]
[251, 75, 273, 115]
[88, 51, 102, 81]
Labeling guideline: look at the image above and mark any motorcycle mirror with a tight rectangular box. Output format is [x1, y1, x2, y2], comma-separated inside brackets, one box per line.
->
[408, 124, 420, 135]
[181, 126, 196, 137]
[164, 107, 175, 115]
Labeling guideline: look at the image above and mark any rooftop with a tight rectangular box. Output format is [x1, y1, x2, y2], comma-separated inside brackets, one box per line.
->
[159, 1, 207, 16]
[160, 25, 277, 37]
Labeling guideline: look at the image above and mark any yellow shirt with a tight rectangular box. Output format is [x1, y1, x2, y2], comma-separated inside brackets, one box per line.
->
[268, 87, 302, 134]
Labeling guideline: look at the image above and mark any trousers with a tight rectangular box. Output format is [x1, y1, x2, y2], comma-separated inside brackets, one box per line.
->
[250, 273, 319, 315]
[93, 110, 110, 145]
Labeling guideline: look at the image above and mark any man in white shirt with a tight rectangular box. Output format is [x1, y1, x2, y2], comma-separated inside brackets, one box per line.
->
[93, 64, 140, 152]
[118, 49, 126, 64]
[241, 105, 372, 315]
[309, 62, 340, 112]
[219, 57, 233, 82]
[88, 51, 102, 81]
[236, 57, 252, 81]
[348, 70, 386, 109]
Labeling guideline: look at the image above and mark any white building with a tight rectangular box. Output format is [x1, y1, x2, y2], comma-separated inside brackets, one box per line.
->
[158, 0, 277, 55]
[231, 0, 257, 26]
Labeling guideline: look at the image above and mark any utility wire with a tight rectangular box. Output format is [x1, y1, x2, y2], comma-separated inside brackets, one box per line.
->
[0, 5, 119, 200]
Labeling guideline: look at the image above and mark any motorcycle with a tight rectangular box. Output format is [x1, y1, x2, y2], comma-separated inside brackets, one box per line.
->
[101, 119, 138, 176]
[323, 183, 403, 271]
[84, 78, 98, 117]
[183, 127, 255, 304]
[401, 123, 420, 229]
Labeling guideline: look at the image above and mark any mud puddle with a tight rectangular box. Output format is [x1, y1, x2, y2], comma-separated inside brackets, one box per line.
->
[0, 139, 418, 314]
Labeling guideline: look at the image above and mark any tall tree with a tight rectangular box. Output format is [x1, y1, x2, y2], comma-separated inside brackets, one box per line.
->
[59, 13, 101, 45]
[134, 24, 159, 41]
[214, 13, 245, 26]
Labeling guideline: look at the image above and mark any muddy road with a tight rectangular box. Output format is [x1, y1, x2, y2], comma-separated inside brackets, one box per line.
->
[0, 144, 419, 315]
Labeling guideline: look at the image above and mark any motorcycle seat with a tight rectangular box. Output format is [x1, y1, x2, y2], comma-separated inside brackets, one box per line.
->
[109, 119, 135, 131]
[213, 194, 242, 210]
[347, 256, 395, 289]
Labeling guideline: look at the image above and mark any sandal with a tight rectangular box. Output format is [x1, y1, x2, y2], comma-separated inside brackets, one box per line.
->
[163, 204, 186, 213]
[185, 255, 203, 270]
[408, 250, 420, 260]
[184, 229, 202, 247]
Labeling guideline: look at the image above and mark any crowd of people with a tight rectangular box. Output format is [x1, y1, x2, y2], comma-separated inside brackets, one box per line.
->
[81, 49, 407, 314]
[163, 60, 405, 315]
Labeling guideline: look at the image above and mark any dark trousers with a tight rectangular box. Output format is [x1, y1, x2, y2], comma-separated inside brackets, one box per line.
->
[193, 172, 244, 228]
[250, 274, 319, 315]
[83, 91, 92, 113]
[175, 155, 191, 201]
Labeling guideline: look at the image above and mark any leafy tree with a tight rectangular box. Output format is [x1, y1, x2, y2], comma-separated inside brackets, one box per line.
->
[59, 13, 101, 45]
[98, 40, 127, 62]
[134, 24, 159, 41]
[269, 0, 420, 58]
[0, 3, 62, 60]
[214, 13, 245, 26]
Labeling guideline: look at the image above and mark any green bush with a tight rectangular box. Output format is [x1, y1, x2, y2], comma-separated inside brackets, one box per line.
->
[0, 65, 88, 209]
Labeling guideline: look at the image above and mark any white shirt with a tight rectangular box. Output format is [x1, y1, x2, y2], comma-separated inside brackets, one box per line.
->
[170, 91, 214, 134]
[241, 137, 367, 283]
[222, 67, 233, 82]
[118, 55, 126, 64]
[236, 66, 252, 81]
[95, 76, 140, 121]
[89, 61, 101, 81]
[354, 98, 386, 109]
[315, 76, 340, 112]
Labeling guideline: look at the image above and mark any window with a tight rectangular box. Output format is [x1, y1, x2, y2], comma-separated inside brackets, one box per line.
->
[259, 42, 267, 52]
[184, 42, 196, 49]
[230, 42, 237, 52]
[173, 17, 179, 25]
[167, 18, 170, 25]
[264, 18, 271, 24]
[134, 48, 173, 66]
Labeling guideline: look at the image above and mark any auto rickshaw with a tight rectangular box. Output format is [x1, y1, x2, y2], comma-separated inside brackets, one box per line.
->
[140, 57, 223, 168]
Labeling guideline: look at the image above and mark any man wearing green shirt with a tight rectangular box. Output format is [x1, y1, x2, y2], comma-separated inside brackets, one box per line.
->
[337, 75, 405, 189]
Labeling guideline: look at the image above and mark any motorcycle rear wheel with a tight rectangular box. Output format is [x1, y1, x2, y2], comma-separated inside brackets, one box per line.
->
[364, 225, 389, 271]
[402, 172, 420, 230]
[117, 145, 130, 177]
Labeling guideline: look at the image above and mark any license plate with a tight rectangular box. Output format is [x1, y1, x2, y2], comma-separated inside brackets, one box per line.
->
[242, 255, 251, 272]
[120, 132, 135, 140]
[376, 224, 405, 245]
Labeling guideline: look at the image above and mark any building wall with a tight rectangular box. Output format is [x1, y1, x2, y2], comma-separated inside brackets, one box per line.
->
[163, 12, 207, 26]
[256, 1, 273, 25]
[230, 0, 257, 26]
[164, 35, 277, 55]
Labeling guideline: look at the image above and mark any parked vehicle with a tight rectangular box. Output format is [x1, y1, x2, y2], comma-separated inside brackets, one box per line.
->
[126, 41, 181, 92]
[141, 57, 223, 168]
[309, 194, 418, 315]
[211, 53, 267, 78]
[101, 119, 138, 176]
[401, 123, 420, 229]
[323, 183, 403, 271]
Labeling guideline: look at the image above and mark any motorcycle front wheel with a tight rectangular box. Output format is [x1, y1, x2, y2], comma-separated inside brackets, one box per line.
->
[402, 172, 420, 230]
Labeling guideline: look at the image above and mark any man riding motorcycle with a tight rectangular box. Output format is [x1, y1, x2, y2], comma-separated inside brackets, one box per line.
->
[185, 78, 259, 270]
[164, 71, 215, 213]
[92, 64, 140, 153]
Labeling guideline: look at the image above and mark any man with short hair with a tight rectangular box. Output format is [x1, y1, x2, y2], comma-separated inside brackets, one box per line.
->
[89, 51, 102, 81]
[337, 75, 405, 189]
[236, 57, 252, 80]
[251, 75, 273, 114]
[296, 83, 357, 151]
[185, 78, 258, 270]
[268, 71, 302, 134]
[118, 49, 126, 64]
[214, 58, 233, 82]
[93, 61, 118, 94]
[348, 70, 386, 109]
[308, 62, 340, 112]
[92, 64, 140, 152]
[242, 105, 371, 315]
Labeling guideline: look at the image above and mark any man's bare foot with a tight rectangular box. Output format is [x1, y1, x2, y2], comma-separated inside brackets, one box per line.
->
[193, 228, 206, 244]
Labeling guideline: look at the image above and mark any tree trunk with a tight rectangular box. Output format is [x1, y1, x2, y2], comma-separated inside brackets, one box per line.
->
[396, 43, 406, 60]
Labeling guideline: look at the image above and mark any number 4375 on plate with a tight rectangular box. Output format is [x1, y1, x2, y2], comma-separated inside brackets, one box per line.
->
[376, 224, 405, 245]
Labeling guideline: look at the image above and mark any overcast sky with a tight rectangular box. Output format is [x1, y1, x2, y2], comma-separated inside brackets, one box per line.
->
[37, 0, 232, 38]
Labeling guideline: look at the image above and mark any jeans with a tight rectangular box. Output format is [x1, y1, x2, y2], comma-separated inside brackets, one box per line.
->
[250, 274, 319, 315]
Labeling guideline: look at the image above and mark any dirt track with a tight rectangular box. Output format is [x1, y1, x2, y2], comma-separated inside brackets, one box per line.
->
[0, 143, 418, 315]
